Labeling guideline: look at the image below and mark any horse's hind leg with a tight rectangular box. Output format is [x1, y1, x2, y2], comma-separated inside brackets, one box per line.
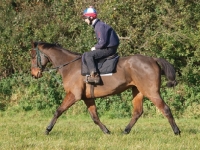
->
[148, 94, 181, 135]
[45, 92, 76, 135]
[124, 88, 144, 134]
[83, 99, 110, 134]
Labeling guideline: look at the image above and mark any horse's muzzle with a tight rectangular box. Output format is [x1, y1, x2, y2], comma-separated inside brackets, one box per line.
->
[31, 68, 43, 78]
[36, 70, 43, 78]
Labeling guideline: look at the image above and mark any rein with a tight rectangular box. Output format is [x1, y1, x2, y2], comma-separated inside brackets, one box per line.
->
[45, 56, 81, 71]
[34, 46, 82, 72]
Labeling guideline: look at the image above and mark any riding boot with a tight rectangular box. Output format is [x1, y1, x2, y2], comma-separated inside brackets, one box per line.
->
[87, 71, 100, 84]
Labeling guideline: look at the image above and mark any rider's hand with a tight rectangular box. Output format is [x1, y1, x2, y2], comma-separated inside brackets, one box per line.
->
[91, 47, 96, 51]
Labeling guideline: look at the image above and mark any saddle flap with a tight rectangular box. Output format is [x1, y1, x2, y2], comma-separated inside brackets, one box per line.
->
[81, 53, 119, 76]
[106, 53, 119, 60]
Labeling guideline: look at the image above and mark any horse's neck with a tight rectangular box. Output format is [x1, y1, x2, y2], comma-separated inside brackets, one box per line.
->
[46, 48, 78, 67]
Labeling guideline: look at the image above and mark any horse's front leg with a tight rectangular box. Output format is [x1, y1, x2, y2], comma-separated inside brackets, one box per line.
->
[45, 92, 76, 135]
[83, 99, 110, 134]
[124, 89, 144, 134]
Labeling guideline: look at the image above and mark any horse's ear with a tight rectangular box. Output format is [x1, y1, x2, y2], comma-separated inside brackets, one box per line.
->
[31, 41, 37, 48]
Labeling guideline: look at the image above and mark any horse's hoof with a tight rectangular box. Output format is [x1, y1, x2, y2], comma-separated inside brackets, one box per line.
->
[123, 128, 130, 134]
[123, 131, 129, 134]
[45, 130, 50, 135]
[104, 130, 111, 134]
[174, 130, 181, 136]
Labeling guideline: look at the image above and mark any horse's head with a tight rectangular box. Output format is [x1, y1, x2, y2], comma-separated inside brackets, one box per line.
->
[30, 42, 49, 78]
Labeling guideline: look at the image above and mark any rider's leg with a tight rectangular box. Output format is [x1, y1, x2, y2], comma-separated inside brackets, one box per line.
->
[84, 47, 117, 83]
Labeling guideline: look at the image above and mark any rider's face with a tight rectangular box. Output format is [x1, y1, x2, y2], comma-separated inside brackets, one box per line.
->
[84, 18, 90, 25]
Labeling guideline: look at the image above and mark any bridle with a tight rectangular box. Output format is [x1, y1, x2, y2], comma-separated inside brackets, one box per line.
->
[32, 46, 49, 71]
[32, 45, 82, 73]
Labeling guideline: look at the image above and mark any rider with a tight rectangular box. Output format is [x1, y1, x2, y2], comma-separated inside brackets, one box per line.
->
[82, 6, 120, 84]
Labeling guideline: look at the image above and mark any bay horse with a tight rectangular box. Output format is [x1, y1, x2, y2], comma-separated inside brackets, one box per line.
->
[30, 41, 180, 135]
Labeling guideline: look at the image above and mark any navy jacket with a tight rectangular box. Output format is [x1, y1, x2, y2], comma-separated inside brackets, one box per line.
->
[92, 19, 119, 49]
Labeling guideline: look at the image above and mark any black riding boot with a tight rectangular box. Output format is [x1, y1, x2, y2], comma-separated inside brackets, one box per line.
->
[87, 71, 100, 84]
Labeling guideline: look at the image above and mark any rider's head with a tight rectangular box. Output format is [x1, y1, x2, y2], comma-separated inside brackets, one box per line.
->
[83, 6, 97, 25]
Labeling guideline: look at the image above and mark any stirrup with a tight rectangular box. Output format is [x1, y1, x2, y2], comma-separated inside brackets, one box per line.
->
[90, 76, 100, 84]
[85, 75, 100, 84]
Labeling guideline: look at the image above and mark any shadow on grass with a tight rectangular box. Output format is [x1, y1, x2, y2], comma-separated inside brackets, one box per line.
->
[187, 129, 200, 134]
[0, 103, 7, 111]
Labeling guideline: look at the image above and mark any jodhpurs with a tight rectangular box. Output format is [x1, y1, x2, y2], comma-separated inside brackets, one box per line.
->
[84, 46, 118, 73]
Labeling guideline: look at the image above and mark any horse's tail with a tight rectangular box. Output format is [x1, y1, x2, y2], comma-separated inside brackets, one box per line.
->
[154, 58, 178, 87]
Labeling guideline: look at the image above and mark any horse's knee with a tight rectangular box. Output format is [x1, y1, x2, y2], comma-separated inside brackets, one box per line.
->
[163, 105, 173, 117]
[134, 110, 143, 119]
[92, 117, 99, 124]
[55, 108, 64, 117]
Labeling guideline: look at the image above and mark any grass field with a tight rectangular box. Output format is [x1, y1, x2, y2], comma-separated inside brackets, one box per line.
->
[0, 110, 199, 150]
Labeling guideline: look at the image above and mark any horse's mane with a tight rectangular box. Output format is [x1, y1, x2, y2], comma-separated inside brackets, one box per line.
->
[34, 41, 82, 56]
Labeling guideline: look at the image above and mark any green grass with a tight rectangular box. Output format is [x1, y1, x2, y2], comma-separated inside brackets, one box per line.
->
[0, 110, 199, 150]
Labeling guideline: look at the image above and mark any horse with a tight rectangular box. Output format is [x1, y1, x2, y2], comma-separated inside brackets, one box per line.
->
[30, 41, 180, 135]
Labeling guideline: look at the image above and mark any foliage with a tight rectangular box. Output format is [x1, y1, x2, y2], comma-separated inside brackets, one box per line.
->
[0, 0, 200, 118]
[0, 73, 65, 112]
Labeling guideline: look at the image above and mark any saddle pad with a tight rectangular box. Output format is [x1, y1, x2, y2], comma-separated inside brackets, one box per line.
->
[81, 53, 119, 76]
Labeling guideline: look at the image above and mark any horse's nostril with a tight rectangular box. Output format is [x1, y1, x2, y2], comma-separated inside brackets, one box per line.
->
[31, 75, 36, 79]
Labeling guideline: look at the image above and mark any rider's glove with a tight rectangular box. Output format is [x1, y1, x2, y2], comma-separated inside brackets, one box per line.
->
[91, 47, 96, 51]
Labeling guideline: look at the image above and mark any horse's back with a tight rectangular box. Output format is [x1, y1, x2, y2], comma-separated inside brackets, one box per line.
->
[117, 54, 159, 76]
[85, 54, 160, 97]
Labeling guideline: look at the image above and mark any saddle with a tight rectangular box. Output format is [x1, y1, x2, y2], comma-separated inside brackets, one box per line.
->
[81, 53, 119, 98]
[81, 53, 119, 76]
